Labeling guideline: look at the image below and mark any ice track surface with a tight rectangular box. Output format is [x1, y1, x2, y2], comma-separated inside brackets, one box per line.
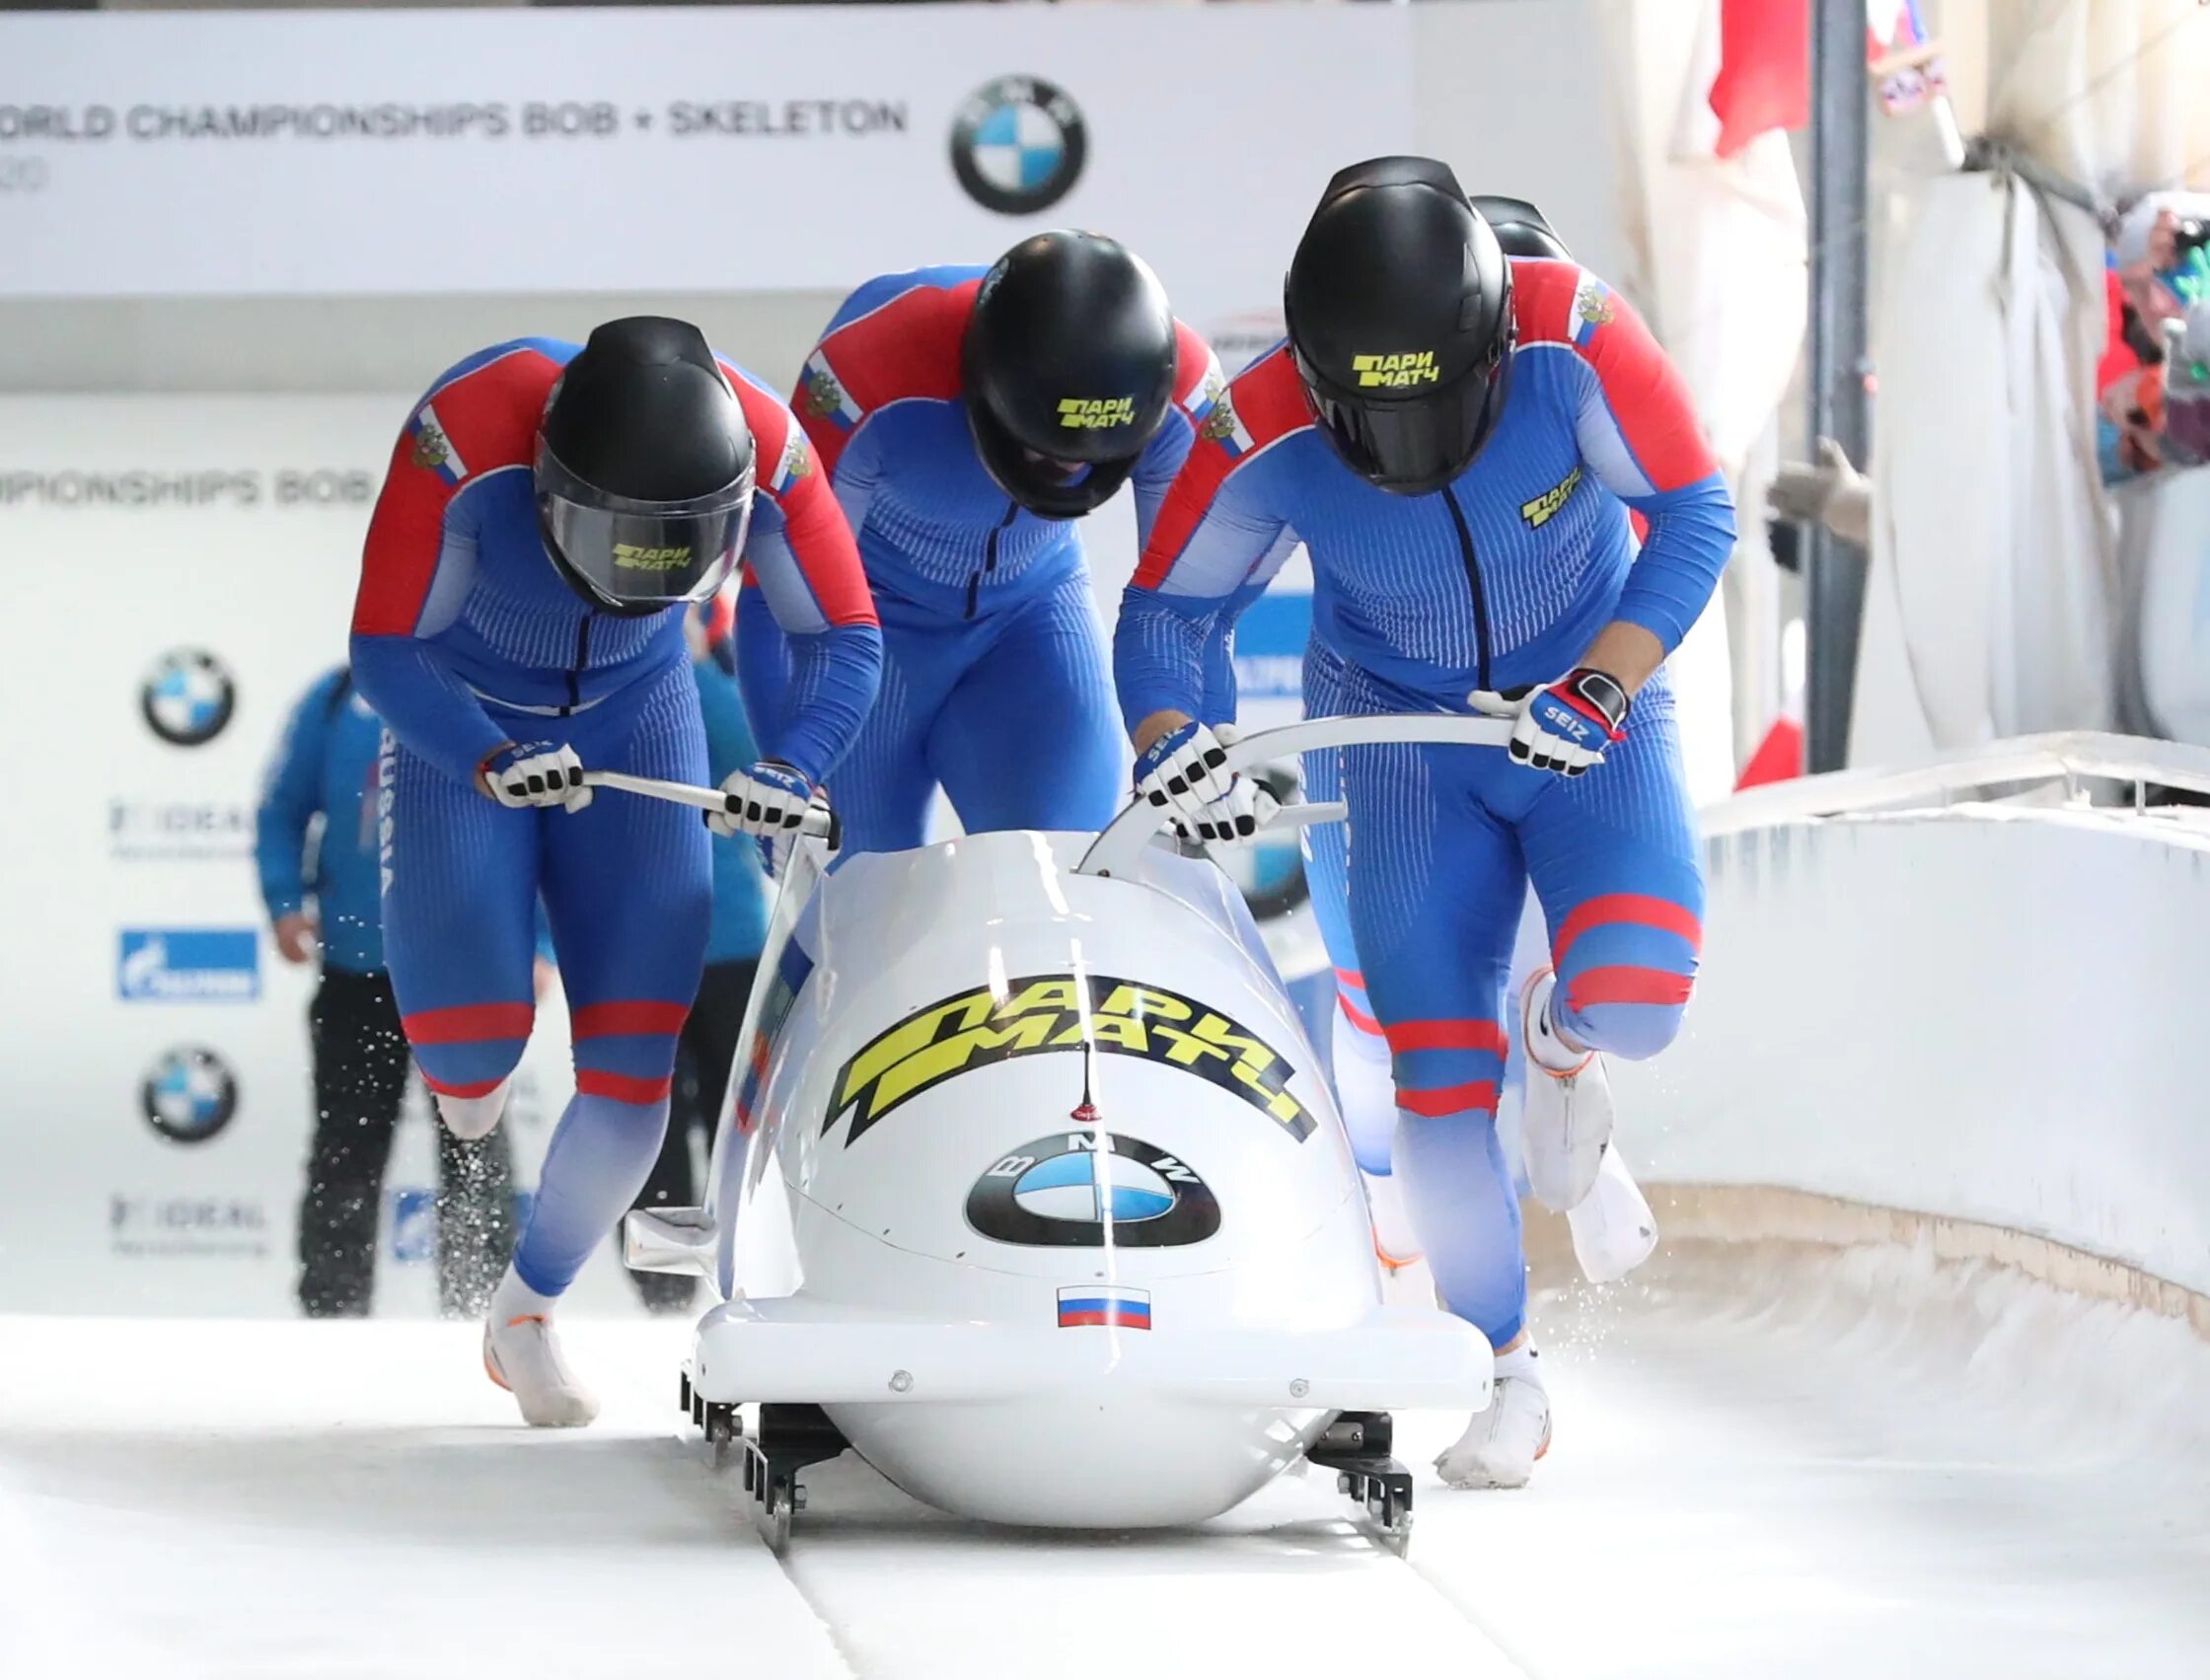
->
[7, 1243, 2210, 1680]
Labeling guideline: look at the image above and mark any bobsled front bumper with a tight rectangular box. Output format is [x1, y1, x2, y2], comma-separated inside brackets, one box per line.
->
[690, 1294, 1494, 1415]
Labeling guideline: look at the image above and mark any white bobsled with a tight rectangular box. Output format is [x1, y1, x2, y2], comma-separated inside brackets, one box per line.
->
[622, 717, 1510, 1547]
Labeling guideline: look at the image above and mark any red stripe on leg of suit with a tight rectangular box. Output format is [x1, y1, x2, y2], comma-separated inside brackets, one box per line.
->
[1338, 989, 1383, 1038]
[571, 1000, 692, 1039]
[575, 1069, 674, 1104]
[1382, 1019, 1508, 1057]
[420, 1072, 508, 1099]
[1567, 966, 1695, 1009]
[402, 1002, 535, 1045]
[1550, 894, 1703, 970]
[1396, 1080, 1501, 1118]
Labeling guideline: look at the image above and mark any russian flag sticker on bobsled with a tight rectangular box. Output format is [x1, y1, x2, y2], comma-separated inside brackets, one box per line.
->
[1057, 1285, 1151, 1331]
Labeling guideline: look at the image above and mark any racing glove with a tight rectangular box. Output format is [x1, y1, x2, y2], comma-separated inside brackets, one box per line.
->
[1163, 723, 1280, 846]
[710, 761, 813, 840]
[479, 742, 592, 812]
[1172, 782, 1282, 846]
[1510, 669, 1630, 778]
[711, 760, 816, 875]
[1135, 721, 1239, 820]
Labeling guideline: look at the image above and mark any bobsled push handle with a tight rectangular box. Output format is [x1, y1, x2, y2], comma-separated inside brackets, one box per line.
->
[1076, 713, 1514, 880]
[580, 769, 842, 850]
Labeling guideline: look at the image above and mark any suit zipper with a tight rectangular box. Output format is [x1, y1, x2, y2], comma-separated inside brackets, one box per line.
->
[966, 501, 1017, 620]
[1441, 486, 1495, 694]
[564, 613, 593, 715]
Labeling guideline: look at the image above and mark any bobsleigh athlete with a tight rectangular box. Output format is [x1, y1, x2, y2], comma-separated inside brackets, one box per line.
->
[351, 320, 880, 1424]
[743, 233, 1223, 853]
[1116, 159, 1733, 1488]
[1248, 198, 1664, 1288]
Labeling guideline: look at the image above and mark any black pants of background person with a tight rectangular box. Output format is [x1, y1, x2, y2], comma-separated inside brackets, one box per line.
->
[300, 967, 515, 1319]
[629, 957, 759, 1314]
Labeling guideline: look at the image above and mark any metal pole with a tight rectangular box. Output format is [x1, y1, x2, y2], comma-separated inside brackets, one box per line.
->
[1805, 0, 1872, 771]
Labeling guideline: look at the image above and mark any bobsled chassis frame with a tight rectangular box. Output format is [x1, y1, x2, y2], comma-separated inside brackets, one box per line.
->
[596, 714, 1514, 1555]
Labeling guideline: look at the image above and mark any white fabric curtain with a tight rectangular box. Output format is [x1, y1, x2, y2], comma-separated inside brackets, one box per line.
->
[1944, 0, 2210, 195]
[1843, 0, 2210, 762]
[1851, 171, 2117, 758]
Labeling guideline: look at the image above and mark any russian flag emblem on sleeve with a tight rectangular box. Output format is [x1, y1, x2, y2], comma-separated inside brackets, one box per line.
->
[798, 352, 863, 433]
[406, 403, 469, 487]
[1571, 273, 1615, 347]
[1057, 1284, 1151, 1330]
[1196, 390, 1252, 461]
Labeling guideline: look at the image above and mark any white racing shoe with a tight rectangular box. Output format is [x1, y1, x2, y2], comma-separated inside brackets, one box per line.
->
[1363, 1170, 1423, 1271]
[1436, 1348, 1552, 1490]
[1566, 1146, 1659, 1283]
[482, 1273, 599, 1427]
[1518, 968, 1615, 1211]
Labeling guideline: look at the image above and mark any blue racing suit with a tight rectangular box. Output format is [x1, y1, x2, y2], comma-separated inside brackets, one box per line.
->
[742, 266, 1223, 851]
[1116, 259, 1735, 1346]
[350, 338, 880, 1299]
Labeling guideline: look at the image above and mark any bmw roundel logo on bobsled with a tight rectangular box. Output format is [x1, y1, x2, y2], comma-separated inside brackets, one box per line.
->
[967, 1131, 1221, 1249]
[617, 715, 1511, 1553]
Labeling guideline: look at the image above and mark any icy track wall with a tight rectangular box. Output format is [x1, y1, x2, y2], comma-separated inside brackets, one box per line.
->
[1613, 796, 2210, 1306]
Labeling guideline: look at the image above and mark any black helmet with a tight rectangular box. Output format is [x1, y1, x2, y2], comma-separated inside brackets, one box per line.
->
[963, 231, 1179, 519]
[535, 317, 756, 617]
[1285, 157, 1514, 496]
[1471, 193, 1573, 262]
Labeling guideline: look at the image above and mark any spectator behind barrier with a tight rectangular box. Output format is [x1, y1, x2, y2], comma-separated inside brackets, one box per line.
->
[256, 667, 522, 1318]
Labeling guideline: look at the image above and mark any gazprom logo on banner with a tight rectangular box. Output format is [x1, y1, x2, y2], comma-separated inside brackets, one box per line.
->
[389, 1189, 438, 1264]
[1231, 592, 1315, 701]
[117, 929, 260, 1003]
[389, 1187, 534, 1262]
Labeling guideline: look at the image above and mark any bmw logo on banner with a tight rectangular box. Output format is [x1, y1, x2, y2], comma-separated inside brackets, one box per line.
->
[140, 1046, 240, 1144]
[949, 75, 1087, 216]
[967, 1131, 1219, 1248]
[140, 648, 236, 747]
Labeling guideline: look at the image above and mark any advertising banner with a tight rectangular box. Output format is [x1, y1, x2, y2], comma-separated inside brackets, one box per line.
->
[0, 7, 1415, 320]
[0, 396, 604, 1316]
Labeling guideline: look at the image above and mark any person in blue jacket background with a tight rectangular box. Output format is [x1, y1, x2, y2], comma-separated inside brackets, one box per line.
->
[257, 665, 516, 1319]
[626, 600, 773, 1314]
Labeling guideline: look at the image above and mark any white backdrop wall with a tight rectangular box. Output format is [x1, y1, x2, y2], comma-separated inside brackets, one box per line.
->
[0, 1, 1629, 393]
[0, 397, 611, 1317]
[2, 6, 1411, 321]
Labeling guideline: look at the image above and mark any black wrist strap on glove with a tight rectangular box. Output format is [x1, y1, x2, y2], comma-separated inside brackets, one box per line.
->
[1562, 668, 1632, 734]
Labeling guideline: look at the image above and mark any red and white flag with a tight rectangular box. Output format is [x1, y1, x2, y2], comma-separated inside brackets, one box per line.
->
[1673, 0, 1808, 162]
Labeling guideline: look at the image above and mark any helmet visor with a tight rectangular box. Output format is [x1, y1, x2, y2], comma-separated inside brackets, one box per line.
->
[968, 398, 1139, 518]
[536, 445, 753, 612]
[1292, 342, 1511, 497]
